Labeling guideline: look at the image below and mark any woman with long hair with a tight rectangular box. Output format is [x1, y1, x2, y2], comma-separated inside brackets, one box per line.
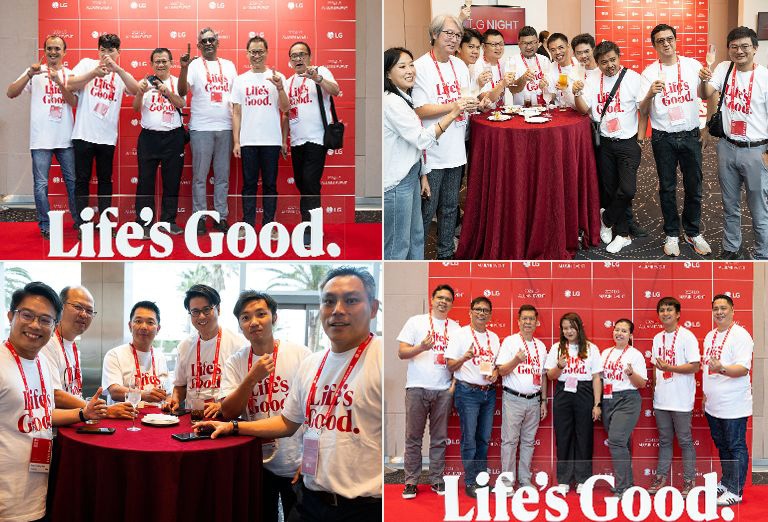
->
[545, 312, 603, 493]
[383, 47, 469, 259]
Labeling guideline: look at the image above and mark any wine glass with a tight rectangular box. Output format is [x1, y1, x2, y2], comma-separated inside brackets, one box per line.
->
[706, 44, 716, 69]
[126, 378, 142, 432]
[542, 90, 554, 117]
[460, 84, 479, 115]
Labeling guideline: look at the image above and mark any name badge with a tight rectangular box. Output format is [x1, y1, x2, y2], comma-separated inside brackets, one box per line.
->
[564, 376, 578, 393]
[210, 91, 223, 104]
[92, 102, 110, 119]
[433, 352, 446, 367]
[49, 105, 63, 122]
[730, 119, 747, 137]
[29, 437, 52, 473]
[532, 373, 542, 387]
[667, 104, 686, 125]
[289, 106, 299, 124]
[161, 111, 175, 127]
[605, 117, 621, 134]
[454, 110, 467, 128]
[663, 371, 673, 380]
[479, 360, 493, 376]
[603, 382, 613, 399]
[301, 429, 320, 477]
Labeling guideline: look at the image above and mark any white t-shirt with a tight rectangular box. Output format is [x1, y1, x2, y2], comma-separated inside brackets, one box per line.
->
[231, 69, 286, 146]
[640, 56, 702, 132]
[412, 53, 470, 170]
[710, 61, 768, 141]
[0, 346, 55, 522]
[544, 57, 580, 108]
[220, 340, 311, 477]
[285, 66, 336, 147]
[101, 343, 169, 405]
[702, 323, 753, 419]
[397, 313, 461, 390]
[445, 325, 501, 386]
[509, 53, 548, 106]
[40, 333, 84, 399]
[582, 67, 643, 139]
[600, 345, 648, 393]
[545, 342, 603, 382]
[139, 75, 182, 131]
[173, 328, 245, 401]
[282, 337, 381, 499]
[186, 57, 237, 131]
[497, 333, 548, 395]
[651, 326, 700, 412]
[71, 58, 126, 145]
[22, 65, 75, 149]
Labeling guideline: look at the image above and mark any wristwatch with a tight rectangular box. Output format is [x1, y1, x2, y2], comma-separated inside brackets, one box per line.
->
[78, 408, 87, 422]
[719, 367, 727, 375]
[231, 419, 239, 435]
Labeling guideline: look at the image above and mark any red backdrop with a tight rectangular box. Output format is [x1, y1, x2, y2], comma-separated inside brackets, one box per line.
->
[428, 261, 754, 487]
[38, 0, 356, 225]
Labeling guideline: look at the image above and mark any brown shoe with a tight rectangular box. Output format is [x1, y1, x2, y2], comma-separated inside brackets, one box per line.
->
[680, 480, 695, 496]
[647, 475, 667, 495]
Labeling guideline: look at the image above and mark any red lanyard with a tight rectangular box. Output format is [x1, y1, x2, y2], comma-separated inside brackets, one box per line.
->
[130, 343, 157, 390]
[662, 327, 679, 360]
[202, 58, 223, 84]
[523, 54, 543, 75]
[658, 59, 682, 95]
[484, 58, 502, 83]
[56, 329, 81, 393]
[470, 328, 492, 360]
[430, 50, 460, 94]
[305, 333, 373, 426]
[728, 64, 756, 114]
[607, 346, 630, 370]
[5, 341, 50, 420]
[519, 334, 540, 369]
[195, 328, 222, 390]
[247, 340, 280, 412]
[599, 70, 622, 115]
[557, 58, 576, 74]
[428, 314, 449, 346]
[707, 323, 734, 361]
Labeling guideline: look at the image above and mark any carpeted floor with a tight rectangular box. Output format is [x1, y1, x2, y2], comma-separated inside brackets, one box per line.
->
[426, 136, 756, 260]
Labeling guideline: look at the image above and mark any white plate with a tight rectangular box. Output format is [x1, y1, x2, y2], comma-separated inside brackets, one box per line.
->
[141, 413, 179, 426]
[488, 114, 512, 122]
[525, 116, 549, 124]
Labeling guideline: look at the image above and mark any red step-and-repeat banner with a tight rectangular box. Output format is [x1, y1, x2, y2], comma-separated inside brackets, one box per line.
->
[595, 0, 708, 73]
[39, 0, 356, 225]
[429, 261, 754, 486]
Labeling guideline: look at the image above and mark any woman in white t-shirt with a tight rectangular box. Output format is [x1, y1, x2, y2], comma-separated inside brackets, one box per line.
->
[545, 312, 603, 493]
[384, 47, 468, 260]
[600, 319, 648, 497]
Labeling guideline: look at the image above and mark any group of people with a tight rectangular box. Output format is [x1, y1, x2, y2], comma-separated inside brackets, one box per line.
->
[384, 12, 768, 261]
[8, 28, 340, 245]
[398, 284, 753, 507]
[1, 266, 381, 521]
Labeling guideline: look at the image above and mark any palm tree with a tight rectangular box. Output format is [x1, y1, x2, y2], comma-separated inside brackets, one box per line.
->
[175, 264, 237, 335]
[4, 266, 32, 310]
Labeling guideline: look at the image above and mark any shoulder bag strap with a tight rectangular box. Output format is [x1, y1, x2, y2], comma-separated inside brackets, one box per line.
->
[598, 67, 628, 124]
[715, 61, 735, 114]
[316, 82, 329, 130]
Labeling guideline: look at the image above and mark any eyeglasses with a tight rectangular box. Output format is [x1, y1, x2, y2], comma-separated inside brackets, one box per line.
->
[728, 44, 753, 52]
[14, 309, 55, 328]
[189, 306, 215, 318]
[471, 308, 491, 315]
[200, 37, 217, 45]
[484, 42, 505, 48]
[67, 302, 97, 317]
[290, 51, 309, 60]
[519, 39, 538, 48]
[654, 36, 675, 46]
[441, 30, 462, 41]
[248, 49, 266, 57]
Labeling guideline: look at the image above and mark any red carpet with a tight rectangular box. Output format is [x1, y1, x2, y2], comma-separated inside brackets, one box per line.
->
[0, 222, 381, 260]
[384, 483, 765, 521]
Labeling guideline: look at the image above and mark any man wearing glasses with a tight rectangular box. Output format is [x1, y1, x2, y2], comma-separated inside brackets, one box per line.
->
[1, 282, 106, 521]
[167, 285, 244, 418]
[445, 296, 500, 498]
[700, 26, 768, 260]
[508, 26, 546, 106]
[177, 28, 238, 236]
[640, 24, 711, 258]
[41, 285, 133, 418]
[476, 29, 514, 110]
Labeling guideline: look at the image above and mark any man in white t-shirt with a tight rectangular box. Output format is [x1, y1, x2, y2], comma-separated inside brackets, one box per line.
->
[168, 284, 244, 418]
[702, 294, 753, 506]
[412, 14, 477, 259]
[67, 34, 139, 226]
[639, 24, 711, 258]
[646, 296, 701, 497]
[101, 301, 170, 404]
[475, 29, 515, 110]
[232, 36, 290, 240]
[219, 290, 310, 522]
[196, 267, 381, 520]
[178, 28, 238, 236]
[508, 26, 547, 107]
[496, 305, 548, 490]
[571, 33, 602, 84]
[445, 296, 500, 498]
[6, 35, 78, 240]
[41, 285, 133, 418]
[397, 284, 461, 499]
[1, 282, 106, 521]
[700, 26, 768, 260]
[541, 33, 580, 109]
[574, 40, 646, 254]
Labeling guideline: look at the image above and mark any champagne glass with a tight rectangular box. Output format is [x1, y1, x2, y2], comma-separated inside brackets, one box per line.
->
[506, 57, 517, 88]
[706, 44, 716, 69]
[460, 84, 479, 115]
[126, 378, 142, 432]
[542, 90, 554, 117]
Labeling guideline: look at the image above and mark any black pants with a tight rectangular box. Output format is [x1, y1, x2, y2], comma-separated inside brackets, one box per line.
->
[73, 139, 116, 222]
[291, 142, 327, 222]
[553, 380, 595, 485]
[596, 137, 641, 236]
[135, 127, 185, 223]
[287, 484, 381, 522]
[242, 145, 281, 226]
[262, 468, 297, 522]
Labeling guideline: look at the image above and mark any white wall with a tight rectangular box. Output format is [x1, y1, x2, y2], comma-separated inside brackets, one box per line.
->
[741, 0, 768, 67]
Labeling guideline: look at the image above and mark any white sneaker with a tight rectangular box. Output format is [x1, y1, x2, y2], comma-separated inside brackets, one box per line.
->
[495, 477, 515, 497]
[271, 228, 279, 241]
[576, 483, 584, 494]
[558, 484, 570, 494]
[606, 235, 632, 253]
[663, 236, 680, 257]
[684, 233, 712, 255]
[237, 228, 246, 239]
[717, 482, 727, 495]
[717, 490, 742, 506]
[600, 209, 612, 244]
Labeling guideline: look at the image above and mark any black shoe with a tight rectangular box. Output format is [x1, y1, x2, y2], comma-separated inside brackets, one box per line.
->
[197, 219, 207, 236]
[41, 229, 50, 240]
[142, 226, 152, 240]
[431, 482, 446, 495]
[717, 249, 743, 260]
[214, 219, 229, 233]
[628, 222, 648, 238]
[168, 223, 183, 235]
[402, 484, 417, 499]
[303, 229, 311, 247]
[465, 484, 477, 498]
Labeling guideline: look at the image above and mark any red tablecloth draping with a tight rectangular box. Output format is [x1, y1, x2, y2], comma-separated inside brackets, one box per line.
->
[50, 407, 262, 522]
[455, 109, 601, 259]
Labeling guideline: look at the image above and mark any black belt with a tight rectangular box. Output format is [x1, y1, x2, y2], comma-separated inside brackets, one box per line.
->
[652, 128, 699, 137]
[302, 484, 380, 507]
[725, 136, 768, 148]
[458, 380, 495, 391]
[600, 134, 637, 143]
[503, 387, 540, 400]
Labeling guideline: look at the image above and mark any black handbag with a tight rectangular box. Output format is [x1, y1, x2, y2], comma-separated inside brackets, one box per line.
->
[592, 67, 627, 147]
[316, 83, 344, 150]
[706, 61, 735, 139]
[176, 108, 191, 144]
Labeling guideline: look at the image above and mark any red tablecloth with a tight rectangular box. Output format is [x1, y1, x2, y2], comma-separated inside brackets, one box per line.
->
[456, 109, 601, 259]
[50, 408, 262, 522]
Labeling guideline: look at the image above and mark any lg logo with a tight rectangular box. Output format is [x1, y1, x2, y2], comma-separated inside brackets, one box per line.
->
[91, 31, 100, 39]
[287, 1, 304, 8]
[563, 290, 580, 298]
[130, 119, 139, 126]
[53, 177, 62, 184]
[684, 321, 701, 328]
[603, 261, 620, 268]
[130, 177, 138, 184]
[683, 261, 701, 269]
[170, 31, 187, 39]
[287, 177, 295, 185]
[325, 206, 342, 213]
[521, 261, 540, 268]
[725, 291, 741, 299]
[603, 320, 613, 328]
[208, 2, 224, 9]
[483, 289, 500, 297]
[644, 290, 660, 299]
[129, 1, 147, 8]
[51, 1, 68, 8]
[326, 32, 343, 39]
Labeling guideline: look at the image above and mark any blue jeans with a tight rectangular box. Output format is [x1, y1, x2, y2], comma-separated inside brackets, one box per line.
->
[454, 380, 496, 486]
[241, 145, 281, 226]
[421, 165, 462, 259]
[384, 161, 424, 259]
[705, 413, 749, 496]
[31, 147, 76, 232]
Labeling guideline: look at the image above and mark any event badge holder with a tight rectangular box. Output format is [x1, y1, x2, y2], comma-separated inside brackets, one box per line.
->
[30, 437, 52, 473]
[592, 67, 627, 147]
